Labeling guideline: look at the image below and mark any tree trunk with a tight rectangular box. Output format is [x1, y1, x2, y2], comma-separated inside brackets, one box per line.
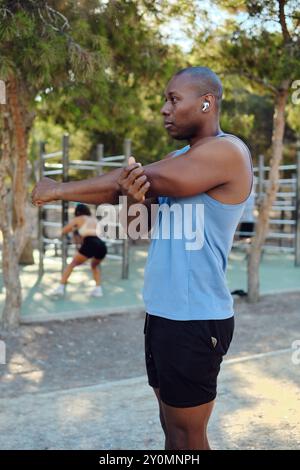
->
[0, 75, 29, 328]
[19, 239, 35, 265]
[18, 106, 36, 266]
[13, 203, 35, 265]
[9, 75, 28, 258]
[0, 215, 22, 329]
[0, 121, 21, 329]
[248, 83, 290, 302]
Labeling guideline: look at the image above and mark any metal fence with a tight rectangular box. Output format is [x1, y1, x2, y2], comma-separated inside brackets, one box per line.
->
[38, 135, 131, 279]
[234, 143, 300, 266]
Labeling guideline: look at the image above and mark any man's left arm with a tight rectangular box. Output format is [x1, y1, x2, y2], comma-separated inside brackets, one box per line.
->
[127, 139, 243, 199]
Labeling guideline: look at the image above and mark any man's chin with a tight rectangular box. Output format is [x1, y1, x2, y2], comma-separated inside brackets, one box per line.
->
[166, 129, 187, 141]
[171, 133, 189, 141]
[173, 135, 189, 141]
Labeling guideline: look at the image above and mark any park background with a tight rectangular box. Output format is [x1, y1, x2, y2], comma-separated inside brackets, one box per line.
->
[0, 0, 300, 450]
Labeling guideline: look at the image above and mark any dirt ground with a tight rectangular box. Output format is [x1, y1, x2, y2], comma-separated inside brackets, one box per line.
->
[0, 291, 300, 450]
[0, 291, 299, 398]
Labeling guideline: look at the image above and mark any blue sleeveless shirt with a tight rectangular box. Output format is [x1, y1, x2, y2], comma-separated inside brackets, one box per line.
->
[143, 133, 252, 321]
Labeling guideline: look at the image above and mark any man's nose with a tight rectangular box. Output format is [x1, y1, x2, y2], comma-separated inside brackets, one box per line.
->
[160, 102, 171, 115]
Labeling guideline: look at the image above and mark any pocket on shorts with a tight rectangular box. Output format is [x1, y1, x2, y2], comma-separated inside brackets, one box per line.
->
[206, 317, 234, 357]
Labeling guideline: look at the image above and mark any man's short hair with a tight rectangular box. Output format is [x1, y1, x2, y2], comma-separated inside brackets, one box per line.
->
[174, 66, 223, 107]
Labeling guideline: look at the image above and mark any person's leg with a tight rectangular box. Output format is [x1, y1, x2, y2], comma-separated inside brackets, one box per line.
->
[148, 316, 233, 450]
[90, 258, 101, 286]
[61, 252, 88, 284]
[161, 399, 215, 450]
[153, 388, 170, 450]
[90, 258, 104, 296]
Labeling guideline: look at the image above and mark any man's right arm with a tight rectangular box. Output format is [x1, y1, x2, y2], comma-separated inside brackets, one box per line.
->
[32, 168, 124, 206]
[32, 151, 175, 208]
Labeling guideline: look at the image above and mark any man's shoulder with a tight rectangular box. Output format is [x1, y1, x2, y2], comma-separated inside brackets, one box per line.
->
[204, 134, 251, 166]
[217, 133, 251, 158]
[185, 135, 252, 181]
[190, 135, 247, 161]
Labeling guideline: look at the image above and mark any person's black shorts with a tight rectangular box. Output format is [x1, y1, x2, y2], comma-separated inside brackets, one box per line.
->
[239, 222, 254, 239]
[78, 236, 107, 260]
[144, 313, 234, 408]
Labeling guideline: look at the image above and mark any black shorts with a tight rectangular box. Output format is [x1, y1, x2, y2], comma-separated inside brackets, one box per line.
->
[144, 313, 234, 408]
[239, 222, 254, 238]
[78, 236, 107, 260]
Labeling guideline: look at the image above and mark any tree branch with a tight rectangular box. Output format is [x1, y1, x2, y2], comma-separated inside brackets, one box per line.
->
[278, 0, 291, 42]
[36, 2, 70, 33]
[220, 69, 278, 94]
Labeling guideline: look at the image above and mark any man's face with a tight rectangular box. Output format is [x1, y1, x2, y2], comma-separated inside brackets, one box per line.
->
[161, 74, 205, 141]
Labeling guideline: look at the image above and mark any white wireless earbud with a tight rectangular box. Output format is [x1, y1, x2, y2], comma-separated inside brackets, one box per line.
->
[202, 101, 210, 111]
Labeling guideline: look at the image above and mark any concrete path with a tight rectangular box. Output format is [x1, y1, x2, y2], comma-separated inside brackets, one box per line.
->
[1, 348, 299, 450]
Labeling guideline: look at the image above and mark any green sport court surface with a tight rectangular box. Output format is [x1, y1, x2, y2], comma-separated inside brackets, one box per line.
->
[0, 245, 299, 323]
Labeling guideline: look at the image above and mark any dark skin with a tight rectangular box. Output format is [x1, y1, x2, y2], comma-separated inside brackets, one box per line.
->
[32, 73, 253, 450]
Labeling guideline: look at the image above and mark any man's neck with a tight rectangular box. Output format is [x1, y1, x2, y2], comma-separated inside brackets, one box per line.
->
[189, 122, 222, 147]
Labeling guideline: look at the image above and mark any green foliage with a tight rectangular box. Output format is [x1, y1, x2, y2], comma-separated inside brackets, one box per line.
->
[2, 0, 299, 168]
[30, 0, 186, 164]
[0, 0, 105, 95]
[287, 104, 300, 134]
[191, 0, 300, 161]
